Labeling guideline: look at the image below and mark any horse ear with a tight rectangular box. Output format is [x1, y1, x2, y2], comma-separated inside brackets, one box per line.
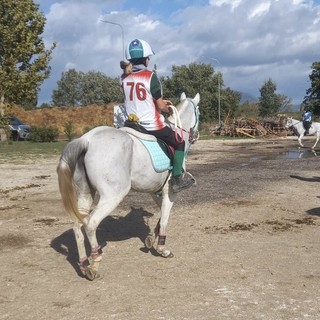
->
[180, 92, 186, 101]
[194, 93, 200, 105]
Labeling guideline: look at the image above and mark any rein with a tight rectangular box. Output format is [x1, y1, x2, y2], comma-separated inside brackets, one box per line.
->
[169, 105, 185, 143]
[289, 120, 302, 127]
[168, 98, 200, 144]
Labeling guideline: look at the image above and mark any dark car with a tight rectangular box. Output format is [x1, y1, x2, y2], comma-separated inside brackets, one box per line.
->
[9, 116, 31, 140]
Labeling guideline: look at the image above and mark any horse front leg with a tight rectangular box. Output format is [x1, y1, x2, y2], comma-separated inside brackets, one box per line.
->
[156, 188, 176, 258]
[298, 133, 304, 147]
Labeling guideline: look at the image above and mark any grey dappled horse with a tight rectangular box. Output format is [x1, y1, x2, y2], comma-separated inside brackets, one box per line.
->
[285, 117, 320, 149]
[57, 92, 200, 280]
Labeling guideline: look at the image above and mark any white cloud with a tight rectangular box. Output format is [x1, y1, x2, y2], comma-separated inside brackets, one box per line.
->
[248, 1, 271, 19]
[210, 0, 242, 11]
[37, 0, 320, 105]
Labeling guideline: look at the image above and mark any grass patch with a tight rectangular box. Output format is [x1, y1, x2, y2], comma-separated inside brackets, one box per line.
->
[0, 141, 67, 164]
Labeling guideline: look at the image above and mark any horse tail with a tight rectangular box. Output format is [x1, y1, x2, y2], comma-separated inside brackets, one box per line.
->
[57, 138, 88, 224]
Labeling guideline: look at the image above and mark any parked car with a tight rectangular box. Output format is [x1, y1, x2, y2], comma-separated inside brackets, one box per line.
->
[9, 116, 31, 140]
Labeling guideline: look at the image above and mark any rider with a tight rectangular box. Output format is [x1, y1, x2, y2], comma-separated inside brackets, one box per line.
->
[303, 108, 312, 135]
[120, 38, 194, 193]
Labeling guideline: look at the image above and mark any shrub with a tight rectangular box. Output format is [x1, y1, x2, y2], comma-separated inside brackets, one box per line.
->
[64, 120, 75, 141]
[29, 126, 59, 142]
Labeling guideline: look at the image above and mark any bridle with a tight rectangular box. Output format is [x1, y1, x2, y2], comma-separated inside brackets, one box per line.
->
[187, 98, 200, 144]
[286, 118, 302, 129]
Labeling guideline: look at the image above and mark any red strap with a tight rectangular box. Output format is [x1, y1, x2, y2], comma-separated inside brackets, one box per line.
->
[174, 128, 184, 143]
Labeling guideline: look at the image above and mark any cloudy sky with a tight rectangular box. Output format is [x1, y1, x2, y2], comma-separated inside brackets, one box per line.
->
[35, 0, 320, 106]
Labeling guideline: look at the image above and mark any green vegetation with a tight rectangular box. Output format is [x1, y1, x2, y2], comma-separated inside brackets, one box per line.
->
[0, 141, 66, 164]
[29, 126, 59, 142]
[258, 79, 291, 116]
[64, 121, 75, 141]
[0, 0, 56, 107]
[1, 1, 319, 120]
[303, 61, 320, 115]
[51, 69, 123, 106]
[161, 62, 241, 123]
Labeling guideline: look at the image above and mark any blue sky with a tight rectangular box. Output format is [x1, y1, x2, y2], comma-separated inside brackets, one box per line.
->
[35, 0, 320, 106]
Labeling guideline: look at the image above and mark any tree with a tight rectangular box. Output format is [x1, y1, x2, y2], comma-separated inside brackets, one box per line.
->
[52, 69, 123, 106]
[80, 71, 123, 105]
[0, 0, 56, 107]
[161, 62, 240, 123]
[258, 79, 286, 116]
[303, 61, 320, 115]
[52, 69, 83, 106]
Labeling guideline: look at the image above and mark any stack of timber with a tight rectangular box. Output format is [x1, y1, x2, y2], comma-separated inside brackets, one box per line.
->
[210, 117, 288, 138]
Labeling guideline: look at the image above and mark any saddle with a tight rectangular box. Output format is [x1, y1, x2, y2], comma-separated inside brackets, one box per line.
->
[120, 125, 174, 173]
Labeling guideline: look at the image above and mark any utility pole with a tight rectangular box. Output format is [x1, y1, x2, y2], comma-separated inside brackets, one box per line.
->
[100, 20, 125, 60]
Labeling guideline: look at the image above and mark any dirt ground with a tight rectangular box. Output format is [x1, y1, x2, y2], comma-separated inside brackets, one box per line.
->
[1, 136, 320, 320]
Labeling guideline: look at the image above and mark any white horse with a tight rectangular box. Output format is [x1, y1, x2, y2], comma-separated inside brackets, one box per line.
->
[57, 92, 200, 280]
[285, 117, 320, 149]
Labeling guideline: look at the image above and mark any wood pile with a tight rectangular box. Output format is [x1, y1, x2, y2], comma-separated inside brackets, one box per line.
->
[210, 117, 288, 138]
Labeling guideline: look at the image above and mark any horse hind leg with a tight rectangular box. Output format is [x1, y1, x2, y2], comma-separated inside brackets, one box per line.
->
[82, 188, 130, 280]
[71, 163, 94, 277]
[73, 222, 90, 275]
[145, 193, 163, 249]
[145, 218, 160, 249]
[145, 185, 175, 258]
[312, 133, 320, 149]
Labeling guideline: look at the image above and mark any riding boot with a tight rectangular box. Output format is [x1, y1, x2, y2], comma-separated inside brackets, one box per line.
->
[171, 150, 195, 193]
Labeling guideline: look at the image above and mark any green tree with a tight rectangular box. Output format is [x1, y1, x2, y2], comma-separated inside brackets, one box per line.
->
[161, 62, 240, 123]
[223, 87, 241, 121]
[80, 71, 123, 105]
[52, 69, 123, 106]
[303, 61, 320, 115]
[0, 0, 56, 107]
[52, 69, 83, 106]
[258, 79, 285, 116]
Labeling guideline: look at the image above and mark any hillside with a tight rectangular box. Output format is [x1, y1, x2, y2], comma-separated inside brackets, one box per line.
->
[5, 104, 117, 137]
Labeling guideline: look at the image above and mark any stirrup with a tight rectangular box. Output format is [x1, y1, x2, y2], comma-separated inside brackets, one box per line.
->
[171, 173, 195, 193]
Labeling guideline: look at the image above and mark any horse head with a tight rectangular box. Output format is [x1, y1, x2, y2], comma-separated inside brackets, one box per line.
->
[285, 117, 293, 129]
[173, 92, 200, 144]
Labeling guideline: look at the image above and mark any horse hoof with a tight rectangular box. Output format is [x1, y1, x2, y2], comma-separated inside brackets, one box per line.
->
[157, 248, 174, 258]
[84, 267, 99, 281]
[145, 234, 155, 249]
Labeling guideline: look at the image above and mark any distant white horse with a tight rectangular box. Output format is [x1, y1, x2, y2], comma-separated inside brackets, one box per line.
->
[57, 92, 200, 280]
[285, 117, 320, 149]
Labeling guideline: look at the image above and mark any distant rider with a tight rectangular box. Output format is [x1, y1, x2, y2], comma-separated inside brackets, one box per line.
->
[303, 109, 312, 135]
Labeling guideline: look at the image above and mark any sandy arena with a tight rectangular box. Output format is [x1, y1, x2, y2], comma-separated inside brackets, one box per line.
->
[1, 137, 320, 320]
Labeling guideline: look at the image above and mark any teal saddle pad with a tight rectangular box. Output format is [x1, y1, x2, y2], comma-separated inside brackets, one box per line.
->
[140, 139, 173, 173]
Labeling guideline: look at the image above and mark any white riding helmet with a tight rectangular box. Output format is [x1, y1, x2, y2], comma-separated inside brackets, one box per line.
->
[125, 39, 155, 60]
